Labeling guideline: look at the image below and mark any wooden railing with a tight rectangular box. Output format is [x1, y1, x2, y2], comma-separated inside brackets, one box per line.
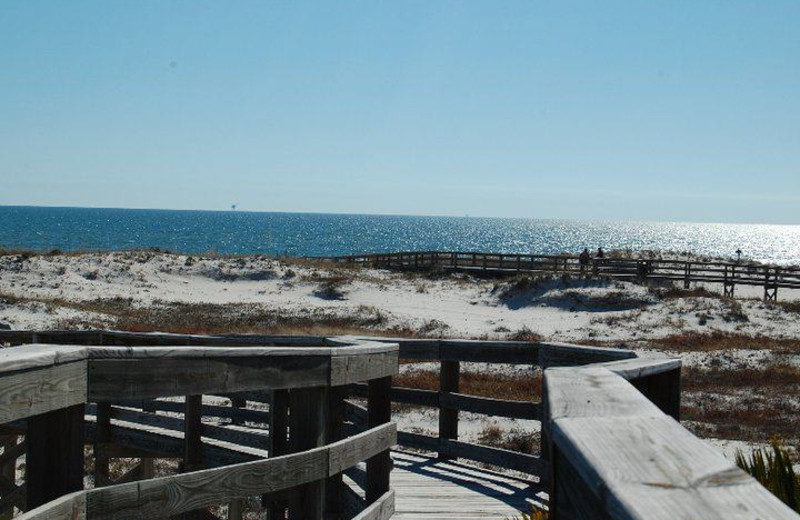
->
[1, 330, 798, 519]
[318, 251, 800, 300]
[343, 338, 639, 478]
[338, 335, 800, 519]
[0, 331, 399, 520]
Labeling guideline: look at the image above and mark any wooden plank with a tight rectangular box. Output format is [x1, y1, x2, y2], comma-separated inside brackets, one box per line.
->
[93, 403, 111, 487]
[438, 361, 459, 460]
[328, 423, 397, 476]
[366, 377, 392, 504]
[183, 395, 203, 473]
[439, 393, 540, 420]
[26, 404, 85, 510]
[88, 356, 330, 400]
[351, 489, 394, 520]
[544, 366, 663, 422]
[350, 384, 439, 408]
[84, 425, 393, 519]
[330, 351, 399, 386]
[439, 439, 548, 476]
[289, 387, 328, 520]
[85, 444, 329, 519]
[0, 360, 87, 424]
[440, 341, 538, 364]
[539, 342, 636, 369]
[0, 345, 87, 374]
[552, 415, 799, 519]
[16, 491, 86, 520]
[397, 431, 439, 451]
[110, 399, 270, 423]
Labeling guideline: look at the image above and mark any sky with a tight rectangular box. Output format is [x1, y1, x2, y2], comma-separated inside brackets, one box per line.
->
[1, 1, 799, 224]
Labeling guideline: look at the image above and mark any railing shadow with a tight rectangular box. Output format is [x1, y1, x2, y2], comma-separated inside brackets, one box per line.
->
[391, 448, 548, 514]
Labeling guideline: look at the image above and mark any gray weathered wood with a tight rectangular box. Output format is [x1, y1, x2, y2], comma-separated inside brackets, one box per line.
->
[366, 377, 392, 504]
[289, 387, 328, 520]
[438, 361, 459, 460]
[26, 404, 85, 509]
[0, 360, 87, 424]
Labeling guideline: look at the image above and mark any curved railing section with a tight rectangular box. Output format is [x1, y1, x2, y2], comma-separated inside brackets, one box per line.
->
[0, 332, 399, 520]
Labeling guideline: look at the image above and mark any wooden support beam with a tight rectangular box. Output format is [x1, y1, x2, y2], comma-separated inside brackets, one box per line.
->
[93, 402, 111, 488]
[266, 390, 289, 519]
[0, 436, 19, 520]
[26, 404, 84, 510]
[183, 395, 203, 472]
[288, 387, 328, 520]
[229, 397, 246, 426]
[438, 361, 459, 460]
[326, 387, 346, 517]
[366, 376, 391, 504]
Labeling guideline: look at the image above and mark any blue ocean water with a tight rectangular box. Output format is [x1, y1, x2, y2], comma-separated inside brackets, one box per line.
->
[1, 206, 799, 265]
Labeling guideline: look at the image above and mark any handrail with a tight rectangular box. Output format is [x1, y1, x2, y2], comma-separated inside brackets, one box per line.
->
[0, 333, 399, 520]
[343, 337, 636, 479]
[314, 250, 800, 300]
[2, 331, 798, 518]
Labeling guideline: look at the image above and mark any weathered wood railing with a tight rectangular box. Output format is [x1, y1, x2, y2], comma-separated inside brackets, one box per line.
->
[339, 335, 799, 519]
[0, 331, 399, 520]
[318, 251, 800, 300]
[2, 330, 798, 519]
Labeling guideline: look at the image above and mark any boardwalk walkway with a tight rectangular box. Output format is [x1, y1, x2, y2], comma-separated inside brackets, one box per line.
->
[389, 451, 545, 519]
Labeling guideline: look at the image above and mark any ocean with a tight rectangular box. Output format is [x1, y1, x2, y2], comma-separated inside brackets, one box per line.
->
[1, 206, 799, 265]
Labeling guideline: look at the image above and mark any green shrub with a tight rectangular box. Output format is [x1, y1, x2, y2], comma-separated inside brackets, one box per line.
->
[735, 442, 799, 512]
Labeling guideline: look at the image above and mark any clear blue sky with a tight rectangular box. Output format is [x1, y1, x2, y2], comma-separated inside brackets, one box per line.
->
[1, 1, 798, 223]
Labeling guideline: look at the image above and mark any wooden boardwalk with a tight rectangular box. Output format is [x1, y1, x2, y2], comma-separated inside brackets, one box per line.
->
[389, 451, 544, 519]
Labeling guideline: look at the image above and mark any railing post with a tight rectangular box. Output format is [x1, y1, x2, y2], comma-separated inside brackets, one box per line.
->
[289, 387, 328, 520]
[0, 436, 20, 519]
[630, 368, 682, 421]
[266, 389, 290, 519]
[94, 401, 111, 487]
[684, 262, 691, 289]
[183, 395, 203, 473]
[26, 404, 84, 509]
[230, 396, 246, 426]
[438, 360, 460, 460]
[326, 387, 346, 516]
[367, 376, 392, 503]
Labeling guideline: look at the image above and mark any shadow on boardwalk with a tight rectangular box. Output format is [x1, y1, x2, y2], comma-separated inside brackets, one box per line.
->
[390, 449, 548, 519]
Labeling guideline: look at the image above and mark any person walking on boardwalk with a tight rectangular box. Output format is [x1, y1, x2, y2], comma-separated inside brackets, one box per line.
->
[579, 248, 591, 274]
[593, 247, 605, 275]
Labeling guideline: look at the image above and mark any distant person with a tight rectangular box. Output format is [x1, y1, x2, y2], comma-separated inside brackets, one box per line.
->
[579, 248, 590, 274]
[594, 247, 605, 274]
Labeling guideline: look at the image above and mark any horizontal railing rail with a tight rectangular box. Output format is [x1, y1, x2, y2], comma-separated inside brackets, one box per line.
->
[314, 250, 800, 300]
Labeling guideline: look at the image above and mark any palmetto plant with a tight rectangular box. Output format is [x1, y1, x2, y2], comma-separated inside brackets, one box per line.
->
[735, 442, 799, 512]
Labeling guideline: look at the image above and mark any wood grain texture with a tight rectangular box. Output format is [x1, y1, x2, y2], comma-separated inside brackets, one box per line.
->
[330, 351, 399, 386]
[26, 404, 85, 510]
[351, 489, 394, 520]
[539, 342, 636, 369]
[439, 393, 540, 420]
[552, 415, 799, 519]
[0, 361, 87, 424]
[16, 491, 86, 520]
[88, 356, 330, 400]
